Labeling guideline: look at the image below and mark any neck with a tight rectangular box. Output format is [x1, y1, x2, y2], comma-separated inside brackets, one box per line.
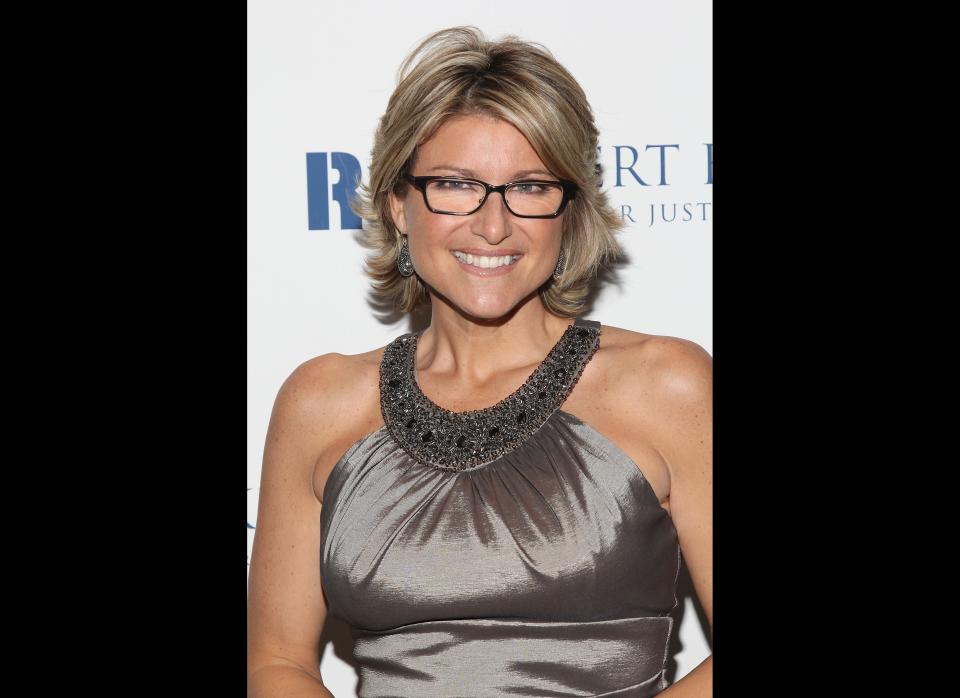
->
[417, 294, 574, 386]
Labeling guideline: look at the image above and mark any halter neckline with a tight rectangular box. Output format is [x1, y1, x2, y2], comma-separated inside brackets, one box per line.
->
[379, 317, 601, 471]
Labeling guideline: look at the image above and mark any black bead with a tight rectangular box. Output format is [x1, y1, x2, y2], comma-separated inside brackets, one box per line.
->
[488, 426, 499, 437]
[456, 435, 466, 447]
[577, 328, 588, 337]
[388, 378, 400, 388]
[516, 411, 526, 424]
[421, 431, 433, 442]
[405, 417, 415, 429]
[554, 368, 566, 378]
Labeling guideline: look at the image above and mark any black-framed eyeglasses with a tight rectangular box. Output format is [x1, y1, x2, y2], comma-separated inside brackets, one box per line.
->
[404, 174, 577, 219]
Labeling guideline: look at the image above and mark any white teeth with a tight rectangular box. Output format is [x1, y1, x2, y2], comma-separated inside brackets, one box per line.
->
[453, 251, 519, 269]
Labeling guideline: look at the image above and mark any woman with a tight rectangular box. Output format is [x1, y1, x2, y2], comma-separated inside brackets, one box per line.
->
[249, 26, 712, 697]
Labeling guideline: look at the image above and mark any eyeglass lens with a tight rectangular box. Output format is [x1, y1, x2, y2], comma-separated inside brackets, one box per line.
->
[425, 179, 564, 216]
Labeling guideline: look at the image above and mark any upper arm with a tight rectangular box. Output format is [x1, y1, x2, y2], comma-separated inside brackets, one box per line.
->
[645, 337, 713, 634]
[247, 355, 344, 680]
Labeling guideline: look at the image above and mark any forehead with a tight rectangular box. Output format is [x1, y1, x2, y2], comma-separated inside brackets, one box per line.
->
[415, 114, 549, 175]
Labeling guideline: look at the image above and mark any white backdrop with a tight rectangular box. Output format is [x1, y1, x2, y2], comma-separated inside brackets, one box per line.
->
[249, 1, 712, 693]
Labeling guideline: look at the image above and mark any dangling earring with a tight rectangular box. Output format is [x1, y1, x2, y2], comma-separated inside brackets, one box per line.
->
[397, 236, 415, 277]
[552, 248, 566, 281]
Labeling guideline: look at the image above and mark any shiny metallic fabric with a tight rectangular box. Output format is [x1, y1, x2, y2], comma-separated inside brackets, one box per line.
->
[321, 319, 681, 697]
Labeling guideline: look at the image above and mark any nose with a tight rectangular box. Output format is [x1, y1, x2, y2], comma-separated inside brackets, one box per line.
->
[470, 189, 512, 244]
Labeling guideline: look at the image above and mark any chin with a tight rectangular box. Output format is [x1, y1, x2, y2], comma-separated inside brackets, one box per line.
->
[451, 288, 538, 321]
[456, 298, 511, 320]
[425, 275, 543, 321]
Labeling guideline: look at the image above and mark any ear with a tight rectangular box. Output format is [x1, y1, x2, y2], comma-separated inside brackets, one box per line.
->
[389, 190, 407, 235]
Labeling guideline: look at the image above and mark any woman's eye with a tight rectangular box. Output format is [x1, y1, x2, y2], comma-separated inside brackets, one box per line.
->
[515, 183, 544, 193]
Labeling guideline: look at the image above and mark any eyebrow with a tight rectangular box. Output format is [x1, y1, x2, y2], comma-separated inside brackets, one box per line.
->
[425, 165, 557, 180]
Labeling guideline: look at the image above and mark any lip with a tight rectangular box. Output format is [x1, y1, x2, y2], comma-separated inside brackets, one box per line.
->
[453, 247, 524, 256]
[450, 250, 522, 277]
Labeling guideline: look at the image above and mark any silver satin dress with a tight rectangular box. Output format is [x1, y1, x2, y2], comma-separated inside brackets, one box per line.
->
[320, 318, 681, 697]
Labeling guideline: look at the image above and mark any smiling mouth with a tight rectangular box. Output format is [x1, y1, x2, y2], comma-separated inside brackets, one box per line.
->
[451, 251, 521, 269]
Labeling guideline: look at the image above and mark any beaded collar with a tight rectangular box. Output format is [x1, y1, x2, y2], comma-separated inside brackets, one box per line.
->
[379, 318, 601, 472]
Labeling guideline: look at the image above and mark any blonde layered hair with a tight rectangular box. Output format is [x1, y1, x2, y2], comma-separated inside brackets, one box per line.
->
[352, 26, 624, 317]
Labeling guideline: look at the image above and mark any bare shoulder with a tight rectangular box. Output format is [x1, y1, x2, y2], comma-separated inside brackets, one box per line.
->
[274, 346, 387, 502]
[280, 346, 383, 416]
[595, 325, 711, 474]
[593, 324, 712, 399]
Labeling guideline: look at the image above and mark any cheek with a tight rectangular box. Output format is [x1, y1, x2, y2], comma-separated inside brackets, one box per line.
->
[537, 223, 565, 255]
[409, 212, 458, 241]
